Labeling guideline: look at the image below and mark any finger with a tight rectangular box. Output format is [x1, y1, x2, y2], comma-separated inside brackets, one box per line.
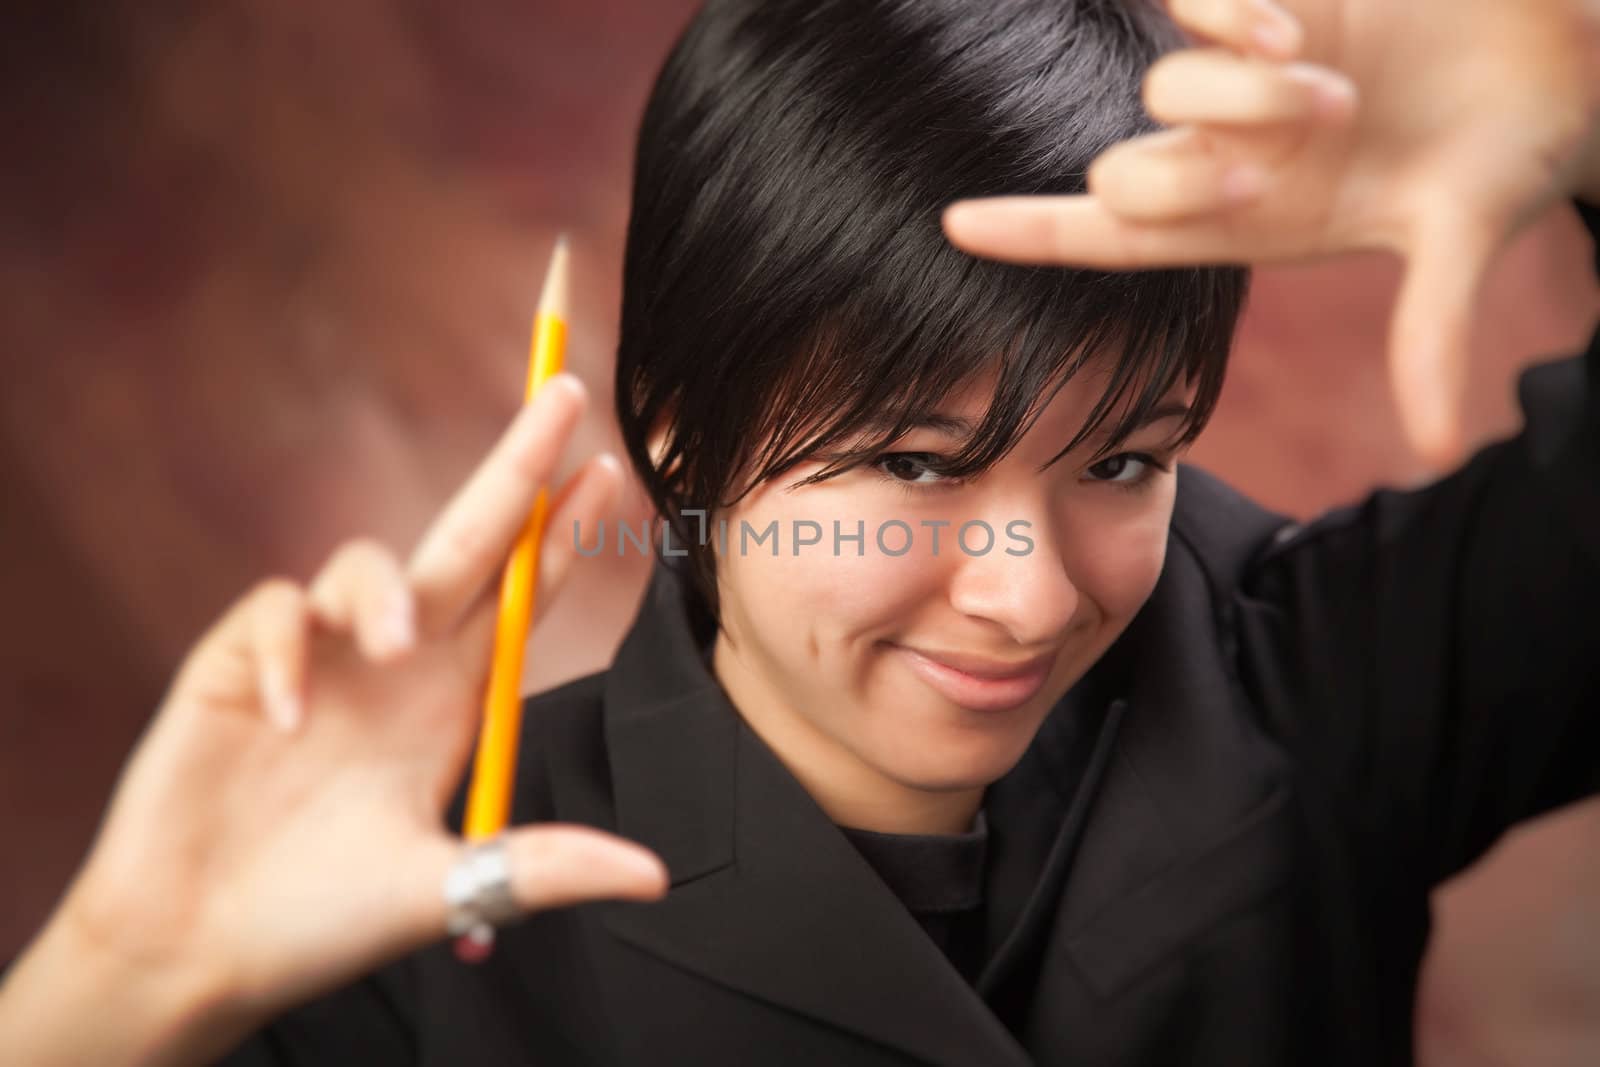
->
[1168, 0, 1304, 60]
[437, 455, 624, 690]
[408, 374, 588, 639]
[1087, 127, 1271, 222]
[498, 825, 669, 912]
[308, 540, 416, 663]
[532, 453, 626, 623]
[1145, 51, 1357, 128]
[247, 580, 311, 732]
[389, 828, 667, 956]
[448, 591, 501, 696]
[1387, 208, 1500, 469]
[945, 193, 1249, 268]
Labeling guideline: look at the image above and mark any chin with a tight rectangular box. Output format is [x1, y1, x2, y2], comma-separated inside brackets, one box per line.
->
[878, 733, 1033, 794]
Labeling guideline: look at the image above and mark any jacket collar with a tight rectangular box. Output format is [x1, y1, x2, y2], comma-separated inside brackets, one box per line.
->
[595, 491, 1295, 1056]
[600, 562, 1032, 1066]
[1039, 475, 1296, 1000]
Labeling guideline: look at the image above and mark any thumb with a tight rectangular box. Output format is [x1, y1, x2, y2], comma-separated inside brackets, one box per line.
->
[1386, 205, 1500, 469]
[488, 823, 669, 915]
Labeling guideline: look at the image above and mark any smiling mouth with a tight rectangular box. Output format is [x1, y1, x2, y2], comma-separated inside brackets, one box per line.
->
[891, 644, 1059, 712]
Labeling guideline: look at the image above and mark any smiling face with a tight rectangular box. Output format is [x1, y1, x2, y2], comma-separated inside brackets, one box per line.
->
[617, 0, 1248, 832]
[710, 364, 1191, 834]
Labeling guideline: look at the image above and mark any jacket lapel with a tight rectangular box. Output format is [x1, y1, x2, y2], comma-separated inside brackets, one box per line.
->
[597, 564, 1031, 1067]
[976, 691, 1127, 1004]
[998, 532, 1296, 1066]
[1045, 546, 1294, 994]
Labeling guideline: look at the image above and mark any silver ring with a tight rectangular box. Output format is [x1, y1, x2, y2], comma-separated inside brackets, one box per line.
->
[443, 836, 520, 940]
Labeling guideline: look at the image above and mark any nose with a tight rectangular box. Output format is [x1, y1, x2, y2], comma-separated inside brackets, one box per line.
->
[944, 511, 1080, 648]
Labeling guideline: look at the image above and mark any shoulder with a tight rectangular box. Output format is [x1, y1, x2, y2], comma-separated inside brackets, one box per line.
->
[1169, 464, 1296, 599]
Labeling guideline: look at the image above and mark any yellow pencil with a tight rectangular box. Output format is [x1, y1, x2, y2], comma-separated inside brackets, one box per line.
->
[461, 237, 571, 848]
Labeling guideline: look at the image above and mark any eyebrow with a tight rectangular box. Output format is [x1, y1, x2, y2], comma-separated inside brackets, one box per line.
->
[1097, 401, 1194, 437]
[862, 402, 1193, 442]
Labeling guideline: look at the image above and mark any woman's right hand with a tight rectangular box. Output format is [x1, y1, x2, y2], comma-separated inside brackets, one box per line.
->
[8, 373, 667, 1065]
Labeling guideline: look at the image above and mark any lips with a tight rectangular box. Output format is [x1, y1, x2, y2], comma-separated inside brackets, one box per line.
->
[893, 644, 1057, 712]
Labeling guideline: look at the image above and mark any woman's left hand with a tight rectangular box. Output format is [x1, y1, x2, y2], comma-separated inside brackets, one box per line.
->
[943, 0, 1600, 466]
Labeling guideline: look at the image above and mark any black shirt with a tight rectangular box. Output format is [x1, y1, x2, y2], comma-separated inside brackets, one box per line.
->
[838, 813, 990, 983]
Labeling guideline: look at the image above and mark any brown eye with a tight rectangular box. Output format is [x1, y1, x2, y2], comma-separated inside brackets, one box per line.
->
[876, 453, 943, 484]
[1085, 453, 1157, 485]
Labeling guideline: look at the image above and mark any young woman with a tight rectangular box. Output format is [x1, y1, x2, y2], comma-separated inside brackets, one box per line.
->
[3, 0, 1598, 1064]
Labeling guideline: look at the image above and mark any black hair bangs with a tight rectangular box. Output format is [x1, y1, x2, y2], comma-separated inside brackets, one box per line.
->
[617, 0, 1249, 617]
[734, 242, 1242, 500]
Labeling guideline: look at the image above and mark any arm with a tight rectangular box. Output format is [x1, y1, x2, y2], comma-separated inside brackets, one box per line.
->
[1236, 204, 1600, 881]
[0, 905, 236, 1067]
[0, 916, 416, 1067]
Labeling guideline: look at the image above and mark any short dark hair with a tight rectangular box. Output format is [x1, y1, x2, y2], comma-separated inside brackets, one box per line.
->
[616, 0, 1250, 622]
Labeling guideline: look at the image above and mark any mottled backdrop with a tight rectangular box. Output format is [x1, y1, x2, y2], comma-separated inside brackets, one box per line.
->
[2, 2, 1596, 1062]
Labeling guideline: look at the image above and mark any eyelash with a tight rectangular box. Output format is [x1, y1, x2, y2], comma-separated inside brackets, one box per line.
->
[1085, 452, 1172, 492]
[870, 453, 963, 496]
[869, 451, 1171, 494]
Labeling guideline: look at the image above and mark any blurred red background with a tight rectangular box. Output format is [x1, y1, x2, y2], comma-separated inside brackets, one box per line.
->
[2, 2, 1596, 1061]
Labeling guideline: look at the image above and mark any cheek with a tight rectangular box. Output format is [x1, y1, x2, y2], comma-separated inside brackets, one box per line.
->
[800, 499, 954, 637]
[716, 484, 946, 658]
[1059, 490, 1174, 622]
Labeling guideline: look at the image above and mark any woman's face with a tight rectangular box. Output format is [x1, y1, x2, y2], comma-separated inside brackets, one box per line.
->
[710, 365, 1189, 831]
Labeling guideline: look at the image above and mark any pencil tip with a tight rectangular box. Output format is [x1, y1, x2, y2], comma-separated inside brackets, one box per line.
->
[538, 236, 572, 318]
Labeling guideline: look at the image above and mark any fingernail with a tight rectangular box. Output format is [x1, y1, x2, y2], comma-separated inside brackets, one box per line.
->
[1221, 165, 1268, 204]
[1251, 0, 1303, 58]
[1287, 65, 1358, 121]
[544, 373, 584, 402]
[263, 665, 302, 732]
[381, 590, 416, 655]
[1251, 22, 1296, 59]
[1314, 76, 1357, 122]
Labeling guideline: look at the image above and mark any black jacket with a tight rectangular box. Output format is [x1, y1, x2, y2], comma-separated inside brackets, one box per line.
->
[221, 203, 1600, 1066]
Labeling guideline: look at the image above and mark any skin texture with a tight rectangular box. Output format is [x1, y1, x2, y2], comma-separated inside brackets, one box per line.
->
[713, 369, 1188, 834]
